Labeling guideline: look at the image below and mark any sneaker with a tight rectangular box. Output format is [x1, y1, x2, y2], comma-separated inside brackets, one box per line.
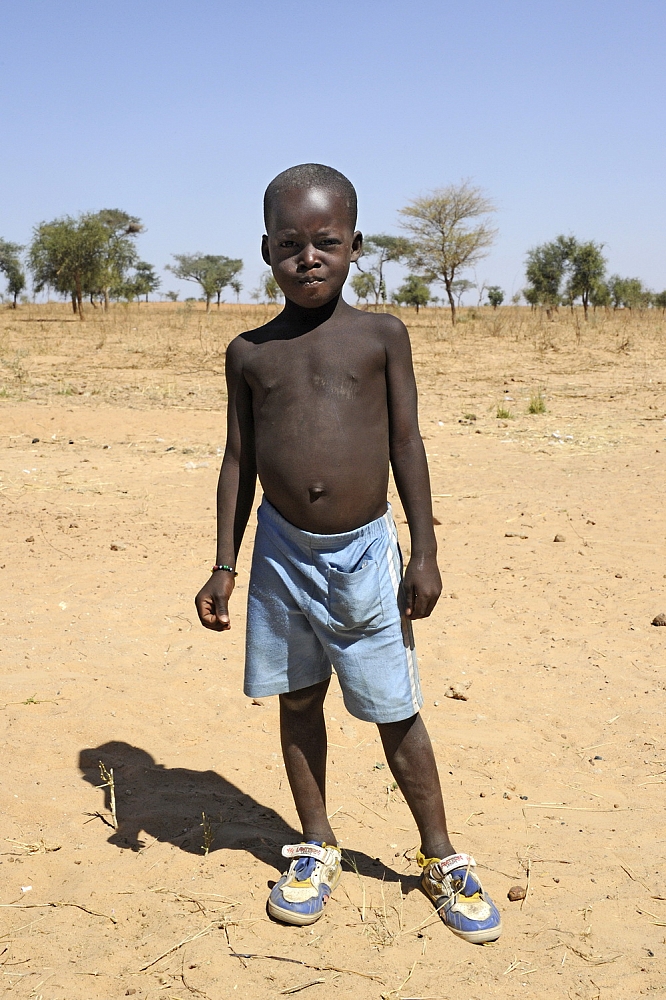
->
[268, 842, 342, 926]
[417, 851, 502, 944]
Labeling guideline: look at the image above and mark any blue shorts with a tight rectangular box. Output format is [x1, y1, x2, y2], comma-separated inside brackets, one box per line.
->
[244, 498, 422, 724]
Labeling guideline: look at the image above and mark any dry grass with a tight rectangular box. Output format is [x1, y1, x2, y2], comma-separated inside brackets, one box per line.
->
[1, 301, 664, 411]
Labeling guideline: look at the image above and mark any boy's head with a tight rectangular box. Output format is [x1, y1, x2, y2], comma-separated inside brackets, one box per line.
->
[262, 163, 362, 309]
[263, 163, 357, 231]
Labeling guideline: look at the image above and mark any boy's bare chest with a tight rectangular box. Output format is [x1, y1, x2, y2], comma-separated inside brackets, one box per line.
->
[244, 337, 385, 406]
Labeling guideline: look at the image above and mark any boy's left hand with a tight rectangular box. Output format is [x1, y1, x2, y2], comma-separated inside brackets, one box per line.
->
[403, 555, 442, 619]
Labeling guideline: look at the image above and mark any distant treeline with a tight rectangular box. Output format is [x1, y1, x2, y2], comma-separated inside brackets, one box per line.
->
[2, 187, 664, 322]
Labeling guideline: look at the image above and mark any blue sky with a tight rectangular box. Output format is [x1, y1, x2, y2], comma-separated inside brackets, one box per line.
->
[1, 0, 664, 303]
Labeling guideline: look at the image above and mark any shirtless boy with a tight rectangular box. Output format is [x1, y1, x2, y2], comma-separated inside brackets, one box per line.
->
[195, 164, 501, 944]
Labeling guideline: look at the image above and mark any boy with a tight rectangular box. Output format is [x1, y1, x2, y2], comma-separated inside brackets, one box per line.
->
[195, 164, 501, 944]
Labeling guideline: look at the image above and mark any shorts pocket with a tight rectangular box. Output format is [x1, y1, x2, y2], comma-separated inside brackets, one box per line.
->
[327, 559, 384, 632]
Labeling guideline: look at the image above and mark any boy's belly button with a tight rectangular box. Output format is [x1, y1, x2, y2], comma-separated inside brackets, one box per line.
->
[308, 485, 327, 503]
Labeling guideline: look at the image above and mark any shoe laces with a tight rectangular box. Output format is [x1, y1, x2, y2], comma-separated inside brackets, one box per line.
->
[433, 858, 478, 899]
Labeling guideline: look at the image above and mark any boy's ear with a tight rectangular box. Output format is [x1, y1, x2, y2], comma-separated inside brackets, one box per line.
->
[261, 234, 271, 266]
[350, 230, 363, 263]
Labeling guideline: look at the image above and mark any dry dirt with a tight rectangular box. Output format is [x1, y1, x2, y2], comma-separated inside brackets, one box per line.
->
[1, 303, 665, 1000]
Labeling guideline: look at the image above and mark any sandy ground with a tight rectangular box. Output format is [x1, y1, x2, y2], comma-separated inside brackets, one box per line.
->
[1, 304, 665, 999]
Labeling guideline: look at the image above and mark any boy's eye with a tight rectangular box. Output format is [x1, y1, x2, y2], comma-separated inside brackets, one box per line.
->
[279, 240, 297, 248]
[318, 238, 340, 247]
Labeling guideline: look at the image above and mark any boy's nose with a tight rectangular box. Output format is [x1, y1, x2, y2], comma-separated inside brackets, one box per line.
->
[296, 244, 320, 269]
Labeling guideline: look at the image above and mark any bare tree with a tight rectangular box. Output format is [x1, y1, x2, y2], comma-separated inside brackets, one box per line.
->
[399, 181, 497, 324]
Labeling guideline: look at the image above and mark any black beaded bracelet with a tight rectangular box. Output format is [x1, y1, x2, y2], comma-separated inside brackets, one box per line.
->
[212, 563, 238, 576]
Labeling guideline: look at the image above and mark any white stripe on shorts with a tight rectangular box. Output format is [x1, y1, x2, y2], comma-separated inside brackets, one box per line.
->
[382, 508, 421, 715]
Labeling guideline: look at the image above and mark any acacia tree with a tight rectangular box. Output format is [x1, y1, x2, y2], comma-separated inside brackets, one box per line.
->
[399, 181, 497, 324]
[0, 240, 26, 307]
[566, 239, 606, 318]
[111, 261, 161, 303]
[525, 236, 606, 319]
[91, 209, 142, 309]
[487, 286, 504, 309]
[523, 285, 540, 311]
[29, 214, 109, 319]
[133, 261, 161, 302]
[167, 254, 243, 311]
[350, 271, 376, 307]
[262, 271, 283, 304]
[358, 234, 412, 307]
[392, 274, 431, 313]
[28, 210, 141, 318]
[590, 281, 611, 311]
[451, 278, 475, 309]
[524, 239, 568, 314]
[608, 275, 650, 310]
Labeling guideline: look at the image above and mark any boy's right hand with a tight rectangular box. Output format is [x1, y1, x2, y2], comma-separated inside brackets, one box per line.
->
[195, 572, 235, 631]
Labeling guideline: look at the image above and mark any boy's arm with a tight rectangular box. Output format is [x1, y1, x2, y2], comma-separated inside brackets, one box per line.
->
[385, 319, 442, 619]
[195, 339, 256, 631]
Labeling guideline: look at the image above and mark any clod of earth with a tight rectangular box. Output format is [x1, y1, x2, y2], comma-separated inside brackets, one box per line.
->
[651, 612, 666, 627]
[444, 681, 471, 701]
[507, 885, 527, 901]
[505, 532, 528, 539]
[554, 533, 566, 542]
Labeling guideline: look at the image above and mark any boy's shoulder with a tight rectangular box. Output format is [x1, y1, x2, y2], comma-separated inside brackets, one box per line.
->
[343, 303, 408, 333]
[225, 315, 282, 362]
[344, 306, 412, 352]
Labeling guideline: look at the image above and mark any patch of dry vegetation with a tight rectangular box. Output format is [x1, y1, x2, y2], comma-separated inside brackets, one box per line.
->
[0, 302, 664, 411]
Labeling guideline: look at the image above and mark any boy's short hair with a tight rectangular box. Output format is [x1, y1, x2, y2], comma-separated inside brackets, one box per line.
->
[264, 163, 357, 230]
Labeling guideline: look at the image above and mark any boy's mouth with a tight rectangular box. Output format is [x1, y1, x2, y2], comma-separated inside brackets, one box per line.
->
[299, 277, 324, 285]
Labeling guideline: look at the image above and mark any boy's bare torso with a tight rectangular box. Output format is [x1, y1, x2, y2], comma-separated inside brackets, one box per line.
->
[235, 304, 392, 534]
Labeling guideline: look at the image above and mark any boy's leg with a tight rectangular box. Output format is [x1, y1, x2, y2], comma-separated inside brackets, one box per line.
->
[269, 678, 342, 926]
[378, 712, 454, 859]
[280, 677, 337, 845]
[379, 712, 502, 943]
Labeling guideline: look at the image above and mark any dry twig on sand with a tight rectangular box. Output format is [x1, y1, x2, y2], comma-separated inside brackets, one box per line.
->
[227, 951, 384, 983]
[97, 760, 118, 830]
[200, 811, 214, 855]
[564, 944, 623, 965]
[3, 838, 61, 855]
[279, 979, 326, 994]
[0, 900, 116, 923]
[139, 922, 220, 971]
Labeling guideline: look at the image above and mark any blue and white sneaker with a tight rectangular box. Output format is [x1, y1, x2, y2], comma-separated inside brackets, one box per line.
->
[417, 851, 502, 944]
[268, 842, 342, 926]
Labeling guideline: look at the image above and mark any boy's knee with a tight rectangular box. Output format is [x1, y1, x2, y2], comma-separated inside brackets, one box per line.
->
[280, 679, 329, 713]
[377, 712, 419, 735]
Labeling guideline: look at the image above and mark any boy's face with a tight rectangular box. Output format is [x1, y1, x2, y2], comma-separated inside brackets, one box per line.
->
[262, 186, 362, 309]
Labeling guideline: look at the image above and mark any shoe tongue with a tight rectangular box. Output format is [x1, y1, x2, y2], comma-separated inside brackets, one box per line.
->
[449, 867, 478, 897]
[293, 841, 323, 881]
